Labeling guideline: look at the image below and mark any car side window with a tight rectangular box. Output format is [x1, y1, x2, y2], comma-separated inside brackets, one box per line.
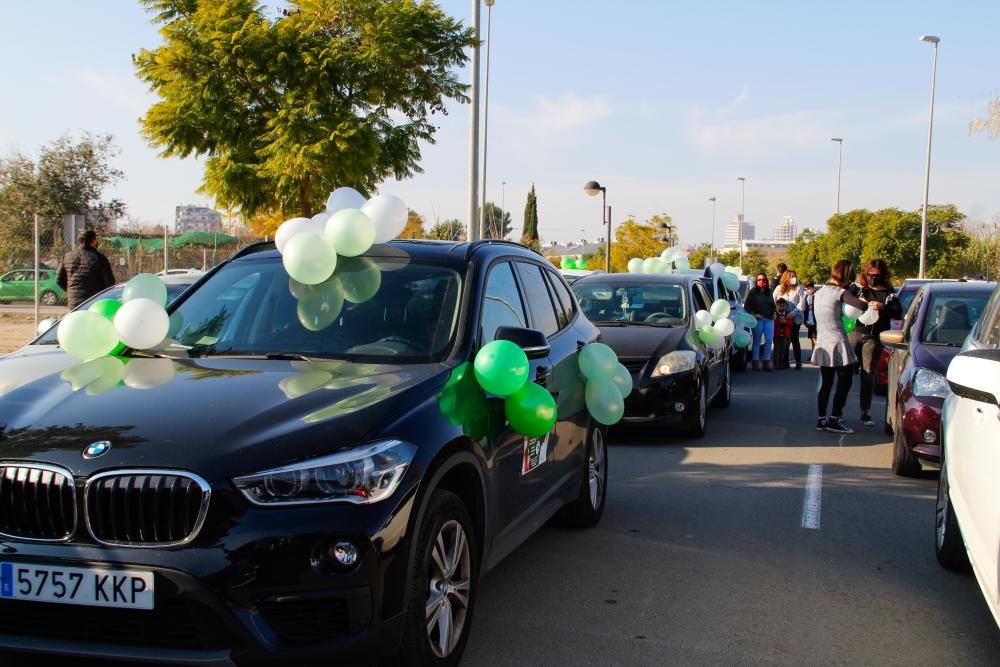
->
[692, 283, 711, 312]
[514, 262, 560, 337]
[983, 291, 1000, 348]
[902, 290, 925, 342]
[543, 269, 576, 330]
[480, 262, 527, 344]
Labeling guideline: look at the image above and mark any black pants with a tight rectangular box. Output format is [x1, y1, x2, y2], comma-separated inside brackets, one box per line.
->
[774, 336, 790, 368]
[789, 323, 802, 366]
[818, 366, 854, 418]
[857, 336, 880, 413]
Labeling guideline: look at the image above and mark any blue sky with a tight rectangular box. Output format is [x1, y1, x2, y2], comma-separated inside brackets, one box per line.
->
[2, 0, 997, 246]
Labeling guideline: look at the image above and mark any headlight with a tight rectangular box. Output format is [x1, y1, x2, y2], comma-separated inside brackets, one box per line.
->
[233, 439, 416, 506]
[651, 350, 696, 377]
[912, 368, 949, 399]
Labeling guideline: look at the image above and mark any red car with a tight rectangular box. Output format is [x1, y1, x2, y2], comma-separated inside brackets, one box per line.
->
[881, 282, 995, 476]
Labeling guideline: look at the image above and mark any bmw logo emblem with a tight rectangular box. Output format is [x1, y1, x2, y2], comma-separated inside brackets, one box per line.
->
[83, 441, 112, 459]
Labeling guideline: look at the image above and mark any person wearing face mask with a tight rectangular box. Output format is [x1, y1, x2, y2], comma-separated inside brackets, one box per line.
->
[773, 269, 804, 370]
[848, 258, 902, 427]
[743, 273, 776, 371]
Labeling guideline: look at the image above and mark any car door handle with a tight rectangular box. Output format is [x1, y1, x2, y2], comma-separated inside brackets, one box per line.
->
[535, 366, 551, 384]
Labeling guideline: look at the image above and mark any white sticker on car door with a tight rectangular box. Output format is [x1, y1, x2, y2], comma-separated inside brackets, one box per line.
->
[521, 433, 549, 475]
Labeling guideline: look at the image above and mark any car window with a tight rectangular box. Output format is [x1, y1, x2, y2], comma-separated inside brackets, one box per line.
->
[981, 289, 1000, 348]
[480, 262, 527, 344]
[692, 282, 711, 312]
[898, 286, 920, 314]
[514, 262, 560, 337]
[572, 281, 686, 326]
[544, 269, 576, 330]
[919, 293, 991, 346]
[902, 289, 925, 342]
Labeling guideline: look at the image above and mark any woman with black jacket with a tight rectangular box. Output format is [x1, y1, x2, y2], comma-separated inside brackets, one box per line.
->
[849, 258, 902, 427]
[743, 273, 777, 371]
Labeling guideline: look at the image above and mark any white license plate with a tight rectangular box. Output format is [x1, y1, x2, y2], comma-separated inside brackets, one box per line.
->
[0, 562, 154, 610]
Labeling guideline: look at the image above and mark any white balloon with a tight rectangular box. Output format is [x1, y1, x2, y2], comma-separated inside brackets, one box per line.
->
[326, 187, 366, 214]
[642, 257, 661, 274]
[627, 258, 644, 274]
[708, 335, 726, 350]
[714, 318, 735, 336]
[274, 217, 313, 253]
[113, 298, 170, 350]
[123, 358, 176, 389]
[710, 262, 725, 277]
[858, 307, 880, 326]
[843, 303, 863, 320]
[362, 194, 408, 244]
[674, 256, 690, 271]
[661, 246, 679, 261]
[694, 309, 713, 329]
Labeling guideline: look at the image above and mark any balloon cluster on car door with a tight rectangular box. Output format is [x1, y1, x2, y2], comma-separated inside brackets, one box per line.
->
[693, 298, 736, 350]
[578, 342, 631, 426]
[275, 187, 407, 286]
[57, 273, 171, 360]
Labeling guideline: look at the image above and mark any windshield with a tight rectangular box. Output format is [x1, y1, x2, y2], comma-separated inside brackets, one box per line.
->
[572, 282, 687, 326]
[920, 293, 990, 346]
[164, 256, 462, 362]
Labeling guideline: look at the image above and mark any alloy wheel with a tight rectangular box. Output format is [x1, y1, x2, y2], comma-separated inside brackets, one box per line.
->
[426, 519, 472, 658]
[935, 460, 949, 550]
[588, 428, 606, 510]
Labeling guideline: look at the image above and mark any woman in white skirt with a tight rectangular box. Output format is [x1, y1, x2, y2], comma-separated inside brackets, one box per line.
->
[811, 259, 870, 434]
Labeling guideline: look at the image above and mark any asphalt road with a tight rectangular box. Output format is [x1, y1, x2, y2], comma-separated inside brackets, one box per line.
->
[463, 360, 1000, 666]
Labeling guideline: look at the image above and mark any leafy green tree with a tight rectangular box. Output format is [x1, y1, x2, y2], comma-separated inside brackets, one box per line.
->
[686, 243, 713, 271]
[429, 218, 466, 241]
[787, 229, 827, 283]
[717, 249, 741, 267]
[742, 249, 769, 279]
[134, 0, 475, 219]
[482, 202, 511, 239]
[521, 185, 539, 249]
[595, 215, 670, 273]
[960, 220, 1000, 279]
[399, 209, 427, 239]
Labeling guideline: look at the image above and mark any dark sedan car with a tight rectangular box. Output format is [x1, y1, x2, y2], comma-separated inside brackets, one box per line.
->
[881, 281, 995, 476]
[571, 273, 731, 437]
[0, 240, 607, 665]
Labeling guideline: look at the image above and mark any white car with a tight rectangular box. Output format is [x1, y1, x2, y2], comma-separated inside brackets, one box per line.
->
[936, 283, 1000, 628]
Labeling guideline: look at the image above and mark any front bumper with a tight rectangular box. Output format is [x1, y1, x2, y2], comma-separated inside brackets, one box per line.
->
[0, 485, 416, 665]
[622, 370, 698, 424]
[901, 395, 944, 464]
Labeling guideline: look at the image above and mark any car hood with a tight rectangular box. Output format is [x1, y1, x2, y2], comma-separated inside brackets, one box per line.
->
[0, 356, 448, 481]
[912, 342, 961, 375]
[596, 325, 690, 360]
[0, 345, 76, 397]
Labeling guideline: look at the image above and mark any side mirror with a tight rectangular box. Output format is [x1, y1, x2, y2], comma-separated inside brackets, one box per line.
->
[879, 329, 905, 349]
[947, 349, 1000, 407]
[37, 319, 57, 336]
[494, 326, 550, 359]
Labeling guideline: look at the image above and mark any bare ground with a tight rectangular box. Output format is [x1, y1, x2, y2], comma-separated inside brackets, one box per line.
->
[0, 315, 37, 354]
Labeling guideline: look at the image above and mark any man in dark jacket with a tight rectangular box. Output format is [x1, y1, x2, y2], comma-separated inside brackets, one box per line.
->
[769, 262, 787, 291]
[57, 230, 116, 308]
[848, 258, 902, 426]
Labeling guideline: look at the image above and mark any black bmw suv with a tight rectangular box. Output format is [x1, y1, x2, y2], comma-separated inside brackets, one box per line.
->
[0, 240, 606, 665]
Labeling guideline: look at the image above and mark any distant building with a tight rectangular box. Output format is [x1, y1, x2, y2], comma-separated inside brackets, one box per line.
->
[723, 214, 755, 248]
[773, 216, 797, 242]
[175, 206, 222, 234]
[542, 238, 604, 259]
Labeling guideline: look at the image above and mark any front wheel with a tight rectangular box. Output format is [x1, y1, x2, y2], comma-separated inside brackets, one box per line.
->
[40, 290, 58, 306]
[557, 424, 608, 528]
[711, 361, 732, 408]
[891, 407, 921, 477]
[397, 490, 477, 666]
[684, 377, 708, 438]
[935, 457, 970, 571]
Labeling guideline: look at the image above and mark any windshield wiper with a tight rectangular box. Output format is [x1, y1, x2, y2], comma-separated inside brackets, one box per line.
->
[192, 350, 344, 361]
[592, 320, 674, 328]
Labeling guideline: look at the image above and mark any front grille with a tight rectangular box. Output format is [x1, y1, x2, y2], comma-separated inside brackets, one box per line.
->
[620, 358, 648, 374]
[85, 471, 211, 547]
[260, 596, 351, 644]
[0, 464, 76, 541]
[0, 597, 226, 650]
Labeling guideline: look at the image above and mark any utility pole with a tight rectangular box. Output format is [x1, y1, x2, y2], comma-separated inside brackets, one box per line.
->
[466, 0, 482, 241]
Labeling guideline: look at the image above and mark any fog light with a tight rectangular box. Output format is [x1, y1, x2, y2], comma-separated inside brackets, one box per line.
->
[331, 541, 359, 567]
[674, 402, 685, 413]
[923, 429, 937, 444]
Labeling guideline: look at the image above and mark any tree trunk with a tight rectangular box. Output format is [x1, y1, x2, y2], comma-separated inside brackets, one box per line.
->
[300, 176, 313, 218]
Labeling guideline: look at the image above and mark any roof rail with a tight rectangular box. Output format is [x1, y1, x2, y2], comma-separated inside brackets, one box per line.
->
[462, 239, 544, 262]
[229, 240, 276, 260]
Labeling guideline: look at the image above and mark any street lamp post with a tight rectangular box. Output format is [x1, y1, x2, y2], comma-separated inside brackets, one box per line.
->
[918, 35, 940, 279]
[584, 181, 609, 272]
[466, 0, 482, 241]
[737, 177, 746, 273]
[480, 0, 496, 238]
[831, 137, 843, 214]
[708, 196, 717, 257]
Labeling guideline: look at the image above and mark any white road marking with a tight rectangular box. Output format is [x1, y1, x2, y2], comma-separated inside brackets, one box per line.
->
[801, 464, 823, 530]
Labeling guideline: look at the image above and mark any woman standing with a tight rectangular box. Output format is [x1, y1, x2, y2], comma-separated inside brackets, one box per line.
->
[802, 280, 818, 351]
[744, 273, 776, 372]
[773, 269, 804, 370]
[812, 260, 869, 434]
[850, 259, 902, 426]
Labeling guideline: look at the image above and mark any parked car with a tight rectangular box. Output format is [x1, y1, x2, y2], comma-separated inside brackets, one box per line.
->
[694, 269, 750, 372]
[571, 272, 731, 437]
[880, 281, 995, 475]
[0, 268, 67, 305]
[935, 283, 1000, 629]
[0, 239, 607, 665]
[0, 274, 200, 398]
[559, 268, 601, 284]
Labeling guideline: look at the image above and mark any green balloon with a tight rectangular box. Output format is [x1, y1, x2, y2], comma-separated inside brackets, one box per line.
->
[709, 299, 731, 322]
[721, 271, 740, 291]
[89, 298, 122, 322]
[585, 381, 624, 426]
[283, 231, 337, 285]
[578, 343, 618, 382]
[474, 340, 530, 396]
[698, 324, 718, 344]
[560, 257, 576, 270]
[577, 258, 588, 270]
[842, 316, 857, 333]
[297, 277, 345, 332]
[611, 363, 633, 399]
[57, 310, 119, 360]
[123, 273, 168, 307]
[438, 363, 485, 426]
[742, 313, 758, 329]
[732, 330, 752, 349]
[324, 208, 376, 257]
[505, 382, 557, 438]
[337, 257, 382, 304]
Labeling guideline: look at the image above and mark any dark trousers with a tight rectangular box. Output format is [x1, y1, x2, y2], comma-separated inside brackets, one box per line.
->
[818, 366, 854, 418]
[858, 336, 881, 412]
[774, 336, 790, 368]
[789, 323, 802, 366]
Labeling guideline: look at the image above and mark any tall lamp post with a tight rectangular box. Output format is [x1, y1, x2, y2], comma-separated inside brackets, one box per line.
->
[831, 137, 843, 214]
[918, 35, 940, 279]
[737, 177, 746, 273]
[466, 0, 482, 241]
[708, 196, 717, 256]
[480, 0, 496, 237]
[584, 180, 609, 272]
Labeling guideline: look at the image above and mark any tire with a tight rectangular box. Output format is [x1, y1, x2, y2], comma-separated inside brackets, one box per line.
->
[557, 424, 608, 528]
[711, 360, 731, 408]
[397, 490, 477, 666]
[935, 457, 970, 571]
[684, 376, 708, 438]
[883, 401, 893, 436]
[891, 407, 921, 477]
[40, 290, 58, 306]
[732, 349, 748, 373]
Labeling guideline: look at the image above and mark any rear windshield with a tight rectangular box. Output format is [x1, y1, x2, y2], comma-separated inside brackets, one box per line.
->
[920, 293, 990, 346]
